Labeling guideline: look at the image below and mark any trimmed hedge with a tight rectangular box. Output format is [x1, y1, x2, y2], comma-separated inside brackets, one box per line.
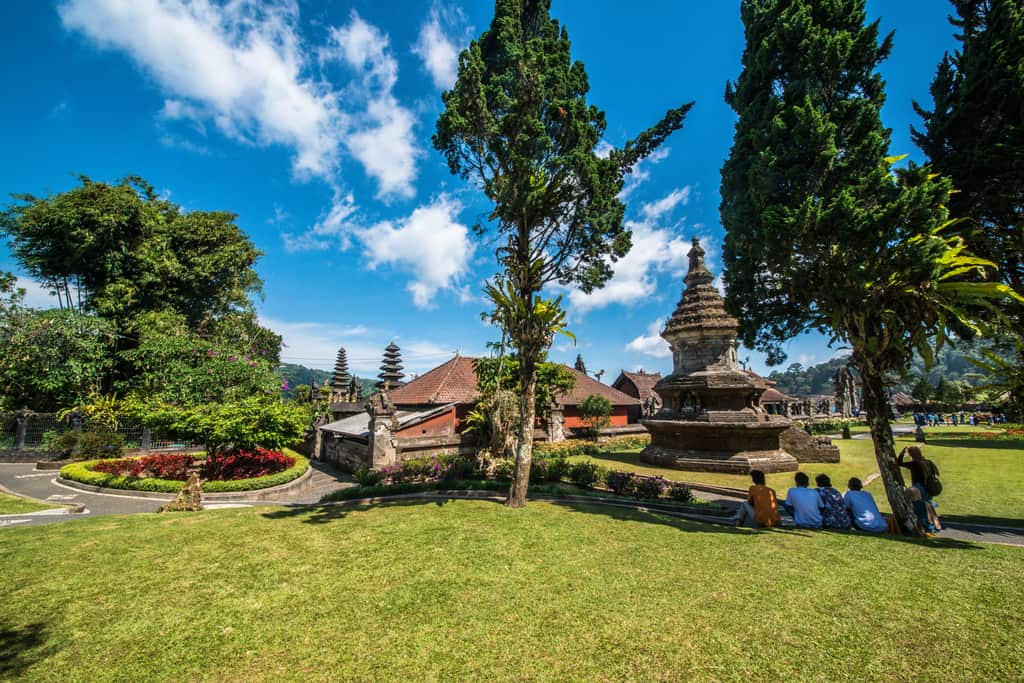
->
[59, 449, 309, 494]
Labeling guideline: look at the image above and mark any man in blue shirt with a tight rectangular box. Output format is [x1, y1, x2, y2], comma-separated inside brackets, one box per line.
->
[784, 471, 823, 529]
[843, 477, 888, 533]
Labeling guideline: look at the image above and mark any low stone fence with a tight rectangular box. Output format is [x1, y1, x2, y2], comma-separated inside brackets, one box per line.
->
[780, 424, 840, 463]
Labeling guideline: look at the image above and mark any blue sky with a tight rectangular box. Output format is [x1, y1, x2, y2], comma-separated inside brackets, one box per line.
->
[0, 0, 959, 380]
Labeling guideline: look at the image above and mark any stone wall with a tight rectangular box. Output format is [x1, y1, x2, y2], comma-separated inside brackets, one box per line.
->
[320, 433, 371, 472]
[780, 424, 841, 463]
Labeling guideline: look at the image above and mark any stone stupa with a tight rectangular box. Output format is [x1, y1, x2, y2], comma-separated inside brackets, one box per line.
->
[640, 238, 798, 473]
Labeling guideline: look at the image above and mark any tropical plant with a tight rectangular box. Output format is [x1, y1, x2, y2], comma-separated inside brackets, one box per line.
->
[720, 0, 1023, 534]
[434, 0, 690, 507]
[578, 394, 612, 438]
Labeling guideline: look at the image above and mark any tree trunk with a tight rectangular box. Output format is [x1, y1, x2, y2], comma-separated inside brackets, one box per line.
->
[860, 366, 922, 536]
[507, 354, 537, 508]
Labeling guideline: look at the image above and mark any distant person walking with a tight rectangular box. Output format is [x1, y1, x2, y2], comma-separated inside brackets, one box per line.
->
[733, 469, 781, 528]
[784, 472, 823, 529]
[843, 477, 887, 533]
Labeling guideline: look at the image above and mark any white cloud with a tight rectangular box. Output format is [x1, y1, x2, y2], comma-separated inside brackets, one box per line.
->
[620, 146, 670, 198]
[567, 221, 695, 315]
[323, 11, 420, 199]
[59, 1, 420, 199]
[282, 192, 358, 252]
[641, 186, 690, 220]
[412, 4, 465, 90]
[14, 277, 61, 309]
[355, 195, 473, 308]
[261, 315, 466, 375]
[626, 318, 670, 358]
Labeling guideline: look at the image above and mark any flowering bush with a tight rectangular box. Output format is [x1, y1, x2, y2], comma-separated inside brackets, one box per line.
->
[568, 460, 603, 488]
[600, 434, 651, 451]
[666, 482, 694, 503]
[200, 448, 294, 480]
[632, 476, 668, 499]
[534, 440, 599, 458]
[605, 470, 635, 495]
[93, 453, 194, 480]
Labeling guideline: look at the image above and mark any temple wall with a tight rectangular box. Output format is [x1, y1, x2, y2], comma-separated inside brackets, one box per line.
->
[779, 424, 841, 463]
[562, 406, 632, 429]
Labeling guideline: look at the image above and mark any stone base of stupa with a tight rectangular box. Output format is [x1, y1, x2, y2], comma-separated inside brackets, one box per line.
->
[640, 419, 799, 474]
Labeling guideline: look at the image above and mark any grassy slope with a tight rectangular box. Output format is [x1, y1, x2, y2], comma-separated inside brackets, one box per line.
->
[573, 426, 1024, 527]
[3, 501, 1024, 682]
[0, 491, 58, 515]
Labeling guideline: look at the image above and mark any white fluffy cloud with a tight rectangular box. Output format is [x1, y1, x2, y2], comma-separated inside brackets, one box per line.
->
[620, 147, 670, 198]
[412, 4, 465, 90]
[567, 221, 695, 314]
[356, 195, 474, 309]
[59, 0, 420, 198]
[626, 318, 671, 358]
[641, 186, 690, 220]
[281, 192, 358, 252]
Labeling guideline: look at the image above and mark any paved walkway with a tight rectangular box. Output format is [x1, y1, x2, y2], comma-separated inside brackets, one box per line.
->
[0, 461, 354, 528]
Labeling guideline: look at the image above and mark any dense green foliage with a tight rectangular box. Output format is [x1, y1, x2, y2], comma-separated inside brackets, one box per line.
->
[719, 0, 1020, 534]
[58, 450, 308, 494]
[0, 308, 114, 411]
[0, 176, 280, 410]
[434, 0, 690, 505]
[578, 393, 612, 435]
[913, 0, 1024, 302]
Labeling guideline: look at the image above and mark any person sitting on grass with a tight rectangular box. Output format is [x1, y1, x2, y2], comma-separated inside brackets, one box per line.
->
[733, 469, 781, 528]
[815, 474, 850, 529]
[783, 471, 823, 529]
[843, 477, 887, 533]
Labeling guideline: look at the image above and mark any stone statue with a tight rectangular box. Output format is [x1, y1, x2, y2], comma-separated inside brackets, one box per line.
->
[834, 365, 856, 418]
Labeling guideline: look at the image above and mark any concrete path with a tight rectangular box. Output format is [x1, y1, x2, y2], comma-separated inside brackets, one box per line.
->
[0, 461, 355, 528]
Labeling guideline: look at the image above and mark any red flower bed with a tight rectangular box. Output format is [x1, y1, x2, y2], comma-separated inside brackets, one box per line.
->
[200, 448, 294, 481]
[93, 453, 194, 480]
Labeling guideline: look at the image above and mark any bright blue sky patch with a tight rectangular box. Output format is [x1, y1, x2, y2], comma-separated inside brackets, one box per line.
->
[0, 1, 957, 379]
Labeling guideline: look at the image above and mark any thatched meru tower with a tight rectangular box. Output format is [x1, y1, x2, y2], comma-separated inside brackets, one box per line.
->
[377, 342, 405, 391]
[331, 347, 352, 396]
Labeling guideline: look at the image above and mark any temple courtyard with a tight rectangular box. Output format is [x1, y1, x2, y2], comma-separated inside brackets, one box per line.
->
[2, 424, 1024, 682]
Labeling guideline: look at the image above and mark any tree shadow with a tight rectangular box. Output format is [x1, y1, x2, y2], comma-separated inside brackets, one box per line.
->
[922, 438, 1024, 451]
[942, 514, 1024, 530]
[0, 619, 57, 679]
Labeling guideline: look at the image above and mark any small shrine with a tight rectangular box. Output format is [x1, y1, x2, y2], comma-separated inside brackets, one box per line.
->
[641, 238, 798, 473]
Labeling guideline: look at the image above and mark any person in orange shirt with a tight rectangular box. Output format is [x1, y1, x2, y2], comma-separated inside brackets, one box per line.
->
[733, 469, 781, 528]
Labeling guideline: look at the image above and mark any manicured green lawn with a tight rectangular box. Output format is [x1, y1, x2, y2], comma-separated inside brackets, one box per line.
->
[575, 426, 1024, 527]
[2, 501, 1023, 681]
[0, 491, 58, 515]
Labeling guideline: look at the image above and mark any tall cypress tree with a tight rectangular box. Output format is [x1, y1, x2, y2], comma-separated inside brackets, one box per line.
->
[435, 0, 691, 507]
[720, 0, 1021, 534]
[913, 0, 1024, 301]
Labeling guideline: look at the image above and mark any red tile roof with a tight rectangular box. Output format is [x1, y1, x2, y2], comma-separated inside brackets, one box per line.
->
[761, 387, 796, 403]
[558, 366, 641, 406]
[612, 370, 662, 401]
[388, 356, 640, 407]
[388, 355, 481, 405]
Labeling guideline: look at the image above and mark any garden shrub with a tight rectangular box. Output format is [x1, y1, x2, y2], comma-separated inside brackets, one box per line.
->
[93, 453, 194, 480]
[534, 440, 599, 458]
[42, 430, 79, 458]
[568, 460, 601, 488]
[76, 430, 125, 459]
[605, 470, 635, 495]
[200, 448, 294, 480]
[353, 466, 384, 486]
[600, 434, 651, 451]
[492, 459, 514, 481]
[632, 476, 668, 500]
[59, 450, 308, 493]
[666, 481, 694, 503]
[529, 458, 548, 484]
[545, 457, 570, 482]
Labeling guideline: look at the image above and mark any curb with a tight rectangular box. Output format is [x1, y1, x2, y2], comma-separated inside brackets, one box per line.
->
[55, 465, 314, 502]
[0, 479, 85, 514]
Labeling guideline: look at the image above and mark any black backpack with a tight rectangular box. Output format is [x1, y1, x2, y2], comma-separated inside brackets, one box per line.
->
[924, 460, 943, 498]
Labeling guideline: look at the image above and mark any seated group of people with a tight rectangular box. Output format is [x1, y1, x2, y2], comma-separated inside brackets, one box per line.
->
[734, 469, 888, 533]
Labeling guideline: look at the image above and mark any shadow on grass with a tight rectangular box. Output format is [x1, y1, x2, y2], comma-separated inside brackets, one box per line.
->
[0, 620, 57, 679]
[942, 514, 1024, 530]
[261, 494, 987, 549]
[922, 439, 1024, 451]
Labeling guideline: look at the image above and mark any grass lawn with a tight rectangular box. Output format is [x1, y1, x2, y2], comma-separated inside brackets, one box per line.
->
[574, 425, 1024, 527]
[0, 491, 59, 515]
[2, 501, 1023, 681]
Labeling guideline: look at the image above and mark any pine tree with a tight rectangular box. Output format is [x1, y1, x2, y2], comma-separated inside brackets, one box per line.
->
[331, 347, 351, 395]
[574, 354, 587, 375]
[434, 0, 691, 507]
[720, 0, 1021, 534]
[913, 0, 1024, 301]
[377, 342, 405, 391]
